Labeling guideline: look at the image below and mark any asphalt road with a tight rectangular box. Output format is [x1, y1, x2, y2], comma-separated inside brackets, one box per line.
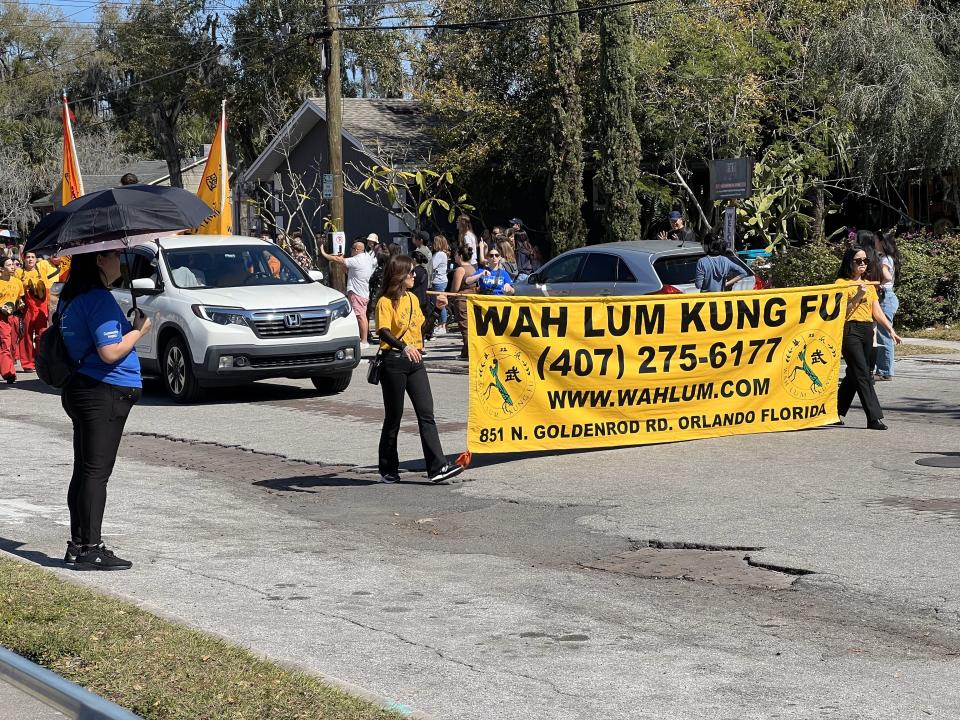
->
[1, 336, 958, 719]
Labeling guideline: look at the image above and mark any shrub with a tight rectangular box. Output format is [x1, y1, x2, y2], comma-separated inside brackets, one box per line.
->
[896, 233, 960, 330]
[757, 240, 841, 289]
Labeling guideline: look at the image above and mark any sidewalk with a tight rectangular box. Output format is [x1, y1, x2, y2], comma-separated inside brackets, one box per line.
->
[0, 680, 66, 720]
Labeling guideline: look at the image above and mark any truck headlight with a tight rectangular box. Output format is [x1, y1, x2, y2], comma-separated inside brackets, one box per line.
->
[192, 305, 250, 327]
[328, 298, 351, 321]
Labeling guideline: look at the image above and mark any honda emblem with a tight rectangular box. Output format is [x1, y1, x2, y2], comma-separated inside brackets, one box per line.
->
[283, 312, 302, 328]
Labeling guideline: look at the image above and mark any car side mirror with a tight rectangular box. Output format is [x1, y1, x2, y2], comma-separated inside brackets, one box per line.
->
[131, 277, 160, 296]
[528, 272, 540, 284]
[308, 270, 324, 282]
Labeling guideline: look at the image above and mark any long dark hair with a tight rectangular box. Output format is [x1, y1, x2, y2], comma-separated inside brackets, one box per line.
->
[877, 229, 901, 280]
[837, 245, 868, 281]
[380, 254, 415, 303]
[59, 252, 110, 305]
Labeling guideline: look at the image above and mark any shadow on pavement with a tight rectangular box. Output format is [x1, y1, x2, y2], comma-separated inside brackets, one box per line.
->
[254, 474, 381, 491]
[0, 537, 63, 568]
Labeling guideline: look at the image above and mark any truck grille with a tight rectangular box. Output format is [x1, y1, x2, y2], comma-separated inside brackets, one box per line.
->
[251, 316, 330, 338]
[247, 352, 336, 368]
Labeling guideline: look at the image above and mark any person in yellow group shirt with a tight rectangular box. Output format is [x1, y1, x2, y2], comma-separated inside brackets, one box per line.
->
[374, 254, 463, 485]
[18, 251, 51, 372]
[835, 245, 902, 430]
[0, 256, 24, 381]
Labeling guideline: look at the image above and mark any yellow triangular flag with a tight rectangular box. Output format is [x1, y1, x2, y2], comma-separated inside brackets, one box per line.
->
[61, 94, 85, 206]
[195, 101, 233, 234]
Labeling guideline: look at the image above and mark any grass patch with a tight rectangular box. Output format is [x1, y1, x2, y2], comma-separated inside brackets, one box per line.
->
[911, 325, 960, 342]
[897, 344, 956, 357]
[0, 556, 405, 720]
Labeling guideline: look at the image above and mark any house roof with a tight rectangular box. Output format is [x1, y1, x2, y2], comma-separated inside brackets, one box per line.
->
[34, 157, 207, 209]
[243, 97, 436, 183]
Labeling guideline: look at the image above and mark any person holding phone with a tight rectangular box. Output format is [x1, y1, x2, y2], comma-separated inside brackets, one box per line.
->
[59, 250, 151, 569]
[835, 245, 902, 430]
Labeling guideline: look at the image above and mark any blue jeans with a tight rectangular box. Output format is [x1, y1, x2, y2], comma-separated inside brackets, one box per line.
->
[875, 290, 899, 377]
[432, 280, 448, 325]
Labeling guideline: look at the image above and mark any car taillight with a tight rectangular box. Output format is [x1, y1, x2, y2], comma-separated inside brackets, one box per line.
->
[753, 276, 765, 290]
[655, 284, 683, 294]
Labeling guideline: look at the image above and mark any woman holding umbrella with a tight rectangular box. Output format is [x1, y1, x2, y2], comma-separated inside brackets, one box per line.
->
[58, 250, 151, 569]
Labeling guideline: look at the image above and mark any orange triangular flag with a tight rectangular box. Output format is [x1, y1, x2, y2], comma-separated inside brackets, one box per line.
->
[61, 94, 84, 206]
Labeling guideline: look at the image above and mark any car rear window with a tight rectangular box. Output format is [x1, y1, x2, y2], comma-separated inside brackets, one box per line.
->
[653, 253, 751, 286]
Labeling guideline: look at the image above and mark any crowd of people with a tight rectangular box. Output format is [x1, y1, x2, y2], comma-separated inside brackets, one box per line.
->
[0, 243, 67, 383]
[316, 215, 545, 359]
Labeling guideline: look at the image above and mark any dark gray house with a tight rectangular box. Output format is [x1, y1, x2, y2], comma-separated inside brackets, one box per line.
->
[240, 97, 436, 248]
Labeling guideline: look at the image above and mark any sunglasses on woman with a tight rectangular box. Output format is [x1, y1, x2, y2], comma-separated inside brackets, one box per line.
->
[854, 258, 868, 265]
[488, 253, 500, 258]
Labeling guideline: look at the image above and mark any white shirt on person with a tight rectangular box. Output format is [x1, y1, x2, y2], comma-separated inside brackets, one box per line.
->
[462, 231, 478, 264]
[343, 251, 377, 297]
[431, 251, 448, 285]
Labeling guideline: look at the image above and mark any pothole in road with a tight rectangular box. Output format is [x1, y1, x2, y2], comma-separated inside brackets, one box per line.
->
[866, 496, 960, 521]
[580, 541, 814, 590]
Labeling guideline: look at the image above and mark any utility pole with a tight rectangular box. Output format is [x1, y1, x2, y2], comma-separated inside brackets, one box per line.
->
[323, 0, 346, 292]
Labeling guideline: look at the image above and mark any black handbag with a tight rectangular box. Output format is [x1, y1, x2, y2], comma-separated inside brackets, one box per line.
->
[367, 296, 413, 385]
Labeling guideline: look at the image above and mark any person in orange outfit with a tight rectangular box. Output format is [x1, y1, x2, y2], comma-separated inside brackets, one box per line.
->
[0, 257, 24, 382]
[18, 251, 50, 372]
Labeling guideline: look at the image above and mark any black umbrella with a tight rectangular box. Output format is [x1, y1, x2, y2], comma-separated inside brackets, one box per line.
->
[24, 184, 214, 257]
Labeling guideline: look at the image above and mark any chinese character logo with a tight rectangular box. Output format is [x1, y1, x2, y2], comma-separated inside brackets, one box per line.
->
[474, 343, 536, 420]
[781, 331, 839, 400]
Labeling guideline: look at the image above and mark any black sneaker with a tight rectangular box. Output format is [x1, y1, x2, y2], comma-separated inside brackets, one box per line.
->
[428, 463, 464, 484]
[867, 420, 888, 431]
[74, 543, 133, 571]
[380, 473, 400, 484]
[64, 541, 80, 566]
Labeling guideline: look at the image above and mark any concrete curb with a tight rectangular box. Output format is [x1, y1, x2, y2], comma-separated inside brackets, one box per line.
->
[0, 551, 435, 720]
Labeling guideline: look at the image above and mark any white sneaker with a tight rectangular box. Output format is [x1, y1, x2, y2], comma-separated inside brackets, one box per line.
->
[360, 342, 371, 350]
[435, 326, 447, 335]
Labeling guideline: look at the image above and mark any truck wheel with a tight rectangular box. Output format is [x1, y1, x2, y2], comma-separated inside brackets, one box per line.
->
[311, 372, 352, 395]
[162, 335, 201, 403]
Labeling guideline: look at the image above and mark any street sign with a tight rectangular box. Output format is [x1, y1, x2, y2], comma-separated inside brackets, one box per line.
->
[329, 230, 346, 255]
[723, 206, 736, 250]
[322, 174, 333, 200]
[709, 158, 753, 200]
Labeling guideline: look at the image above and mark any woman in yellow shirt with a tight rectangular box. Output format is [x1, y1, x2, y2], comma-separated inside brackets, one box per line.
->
[0, 257, 24, 382]
[375, 254, 463, 484]
[835, 246, 902, 430]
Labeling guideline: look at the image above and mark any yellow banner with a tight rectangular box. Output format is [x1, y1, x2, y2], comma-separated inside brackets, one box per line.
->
[467, 286, 847, 453]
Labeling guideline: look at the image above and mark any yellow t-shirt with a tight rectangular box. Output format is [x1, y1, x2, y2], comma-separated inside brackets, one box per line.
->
[0, 276, 24, 306]
[838, 279, 877, 323]
[376, 292, 424, 350]
[37, 259, 59, 288]
[18, 266, 47, 299]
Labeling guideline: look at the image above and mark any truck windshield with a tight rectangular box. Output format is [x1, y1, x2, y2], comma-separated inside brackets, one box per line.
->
[164, 245, 309, 289]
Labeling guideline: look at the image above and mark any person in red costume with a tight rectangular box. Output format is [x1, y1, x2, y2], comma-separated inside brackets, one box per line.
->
[17, 251, 51, 372]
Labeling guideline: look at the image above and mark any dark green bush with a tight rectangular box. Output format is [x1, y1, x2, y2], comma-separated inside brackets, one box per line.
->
[757, 240, 841, 289]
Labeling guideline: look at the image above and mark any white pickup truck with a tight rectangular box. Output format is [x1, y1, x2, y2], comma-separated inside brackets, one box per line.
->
[109, 235, 360, 402]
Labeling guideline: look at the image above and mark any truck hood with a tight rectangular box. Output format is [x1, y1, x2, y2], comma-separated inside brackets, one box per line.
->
[180, 282, 346, 310]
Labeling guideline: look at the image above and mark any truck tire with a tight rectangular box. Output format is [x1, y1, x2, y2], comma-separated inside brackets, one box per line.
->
[162, 335, 202, 403]
[311, 372, 352, 395]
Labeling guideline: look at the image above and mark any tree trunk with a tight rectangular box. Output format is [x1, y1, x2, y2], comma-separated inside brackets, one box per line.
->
[545, 0, 588, 255]
[812, 185, 825, 242]
[151, 105, 183, 188]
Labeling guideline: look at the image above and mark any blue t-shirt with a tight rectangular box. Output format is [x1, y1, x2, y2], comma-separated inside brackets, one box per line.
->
[61, 289, 142, 388]
[695, 255, 745, 293]
[477, 267, 513, 295]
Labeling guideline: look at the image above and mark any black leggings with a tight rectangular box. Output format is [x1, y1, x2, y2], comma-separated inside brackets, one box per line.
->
[61, 373, 141, 546]
[379, 352, 447, 477]
[838, 321, 883, 423]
